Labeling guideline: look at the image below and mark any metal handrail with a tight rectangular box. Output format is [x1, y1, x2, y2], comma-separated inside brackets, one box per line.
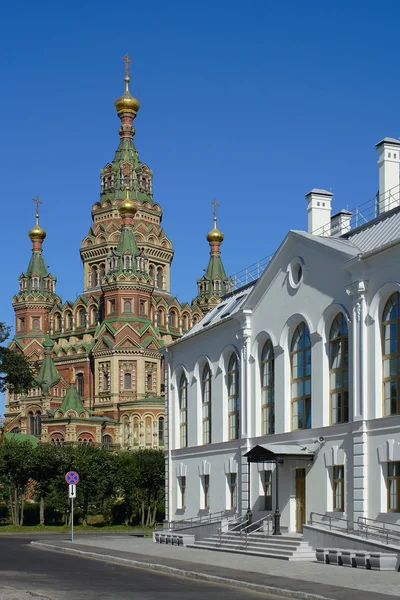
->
[309, 512, 400, 546]
[218, 514, 248, 546]
[165, 510, 233, 532]
[219, 514, 274, 550]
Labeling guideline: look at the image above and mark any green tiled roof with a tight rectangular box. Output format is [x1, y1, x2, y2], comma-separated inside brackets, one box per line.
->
[4, 432, 39, 446]
[35, 335, 60, 396]
[58, 384, 87, 416]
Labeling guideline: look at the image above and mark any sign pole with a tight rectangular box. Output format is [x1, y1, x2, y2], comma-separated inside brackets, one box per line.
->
[71, 494, 74, 542]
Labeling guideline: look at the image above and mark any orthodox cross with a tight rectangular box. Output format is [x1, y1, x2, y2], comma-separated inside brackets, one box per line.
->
[123, 53, 132, 78]
[211, 198, 220, 219]
[33, 195, 42, 216]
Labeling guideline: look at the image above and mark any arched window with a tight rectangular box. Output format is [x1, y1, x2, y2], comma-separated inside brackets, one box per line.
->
[91, 307, 98, 325]
[76, 373, 84, 397]
[228, 354, 239, 440]
[124, 255, 132, 270]
[133, 417, 140, 446]
[146, 372, 153, 391]
[383, 292, 400, 416]
[103, 372, 110, 391]
[329, 313, 349, 423]
[29, 411, 41, 436]
[261, 340, 274, 434]
[149, 264, 155, 279]
[179, 373, 188, 448]
[182, 314, 189, 331]
[124, 372, 132, 389]
[168, 311, 176, 328]
[32, 318, 39, 330]
[156, 267, 163, 289]
[202, 364, 212, 444]
[102, 434, 112, 449]
[123, 418, 130, 446]
[51, 436, 64, 447]
[158, 309, 164, 326]
[158, 416, 164, 446]
[291, 322, 311, 430]
[145, 416, 152, 446]
[65, 312, 73, 330]
[78, 309, 86, 328]
[124, 300, 131, 313]
[100, 263, 106, 280]
[92, 266, 98, 287]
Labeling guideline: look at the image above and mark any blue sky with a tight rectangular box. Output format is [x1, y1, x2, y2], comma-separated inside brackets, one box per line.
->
[1, 0, 399, 414]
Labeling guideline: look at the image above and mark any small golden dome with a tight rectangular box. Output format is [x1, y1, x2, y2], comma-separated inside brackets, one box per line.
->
[206, 218, 224, 243]
[114, 77, 140, 116]
[119, 187, 137, 217]
[29, 215, 46, 241]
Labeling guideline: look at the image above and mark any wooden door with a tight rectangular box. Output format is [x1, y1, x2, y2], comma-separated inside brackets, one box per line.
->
[295, 468, 306, 533]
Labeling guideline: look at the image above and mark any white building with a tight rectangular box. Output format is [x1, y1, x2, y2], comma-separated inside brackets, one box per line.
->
[164, 137, 400, 535]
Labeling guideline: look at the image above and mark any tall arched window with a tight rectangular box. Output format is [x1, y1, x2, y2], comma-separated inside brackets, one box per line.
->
[330, 313, 349, 423]
[123, 418, 130, 446]
[102, 434, 112, 449]
[179, 373, 188, 448]
[76, 373, 84, 397]
[158, 416, 164, 446]
[124, 372, 132, 389]
[202, 364, 212, 444]
[28, 411, 41, 436]
[261, 340, 274, 434]
[168, 311, 176, 328]
[291, 322, 311, 430]
[383, 292, 400, 415]
[133, 416, 140, 446]
[145, 416, 152, 446]
[55, 314, 61, 331]
[78, 309, 86, 328]
[228, 354, 239, 440]
[156, 267, 163, 289]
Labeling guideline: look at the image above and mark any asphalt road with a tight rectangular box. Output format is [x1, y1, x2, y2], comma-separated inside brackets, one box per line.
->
[0, 536, 289, 600]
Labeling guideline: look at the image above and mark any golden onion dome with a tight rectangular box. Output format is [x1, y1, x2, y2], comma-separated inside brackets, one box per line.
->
[119, 187, 137, 217]
[29, 215, 46, 242]
[206, 218, 224, 243]
[114, 76, 140, 116]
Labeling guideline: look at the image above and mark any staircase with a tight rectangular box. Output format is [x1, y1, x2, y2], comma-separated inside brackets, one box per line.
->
[188, 531, 315, 561]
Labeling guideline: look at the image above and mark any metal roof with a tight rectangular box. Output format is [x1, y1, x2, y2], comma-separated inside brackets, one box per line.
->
[182, 283, 255, 339]
[245, 443, 315, 462]
[345, 207, 400, 254]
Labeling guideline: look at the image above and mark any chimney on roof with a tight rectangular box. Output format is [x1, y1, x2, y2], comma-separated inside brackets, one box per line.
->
[305, 189, 333, 236]
[330, 209, 352, 237]
[376, 137, 400, 214]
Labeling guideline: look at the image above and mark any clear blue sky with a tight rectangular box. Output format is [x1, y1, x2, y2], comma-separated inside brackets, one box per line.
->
[1, 0, 399, 414]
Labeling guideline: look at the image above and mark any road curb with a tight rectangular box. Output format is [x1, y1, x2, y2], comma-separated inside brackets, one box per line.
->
[31, 541, 333, 600]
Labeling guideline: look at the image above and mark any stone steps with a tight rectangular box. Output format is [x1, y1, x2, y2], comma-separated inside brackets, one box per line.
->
[188, 532, 315, 561]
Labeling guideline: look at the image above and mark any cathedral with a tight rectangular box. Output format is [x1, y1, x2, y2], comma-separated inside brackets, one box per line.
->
[4, 57, 232, 449]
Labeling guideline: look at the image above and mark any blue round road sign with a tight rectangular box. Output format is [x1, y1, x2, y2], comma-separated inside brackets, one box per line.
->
[65, 471, 79, 484]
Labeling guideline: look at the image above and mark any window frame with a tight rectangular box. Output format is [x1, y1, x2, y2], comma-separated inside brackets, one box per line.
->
[261, 340, 275, 435]
[229, 473, 237, 510]
[290, 322, 311, 430]
[382, 293, 400, 416]
[202, 364, 212, 444]
[203, 474, 210, 510]
[333, 465, 344, 512]
[329, 314, 349, 424]
[227, 354, 239, 440]
[388, 461, 400, 512]
[179, 373, 188, 448]
[263, 470, 273, 511]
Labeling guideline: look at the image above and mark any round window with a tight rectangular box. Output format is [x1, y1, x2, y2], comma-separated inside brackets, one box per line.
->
[288, 258, 304, 289]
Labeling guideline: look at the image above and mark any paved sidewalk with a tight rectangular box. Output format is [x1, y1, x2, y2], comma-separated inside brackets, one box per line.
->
[32, 535, 400, 600]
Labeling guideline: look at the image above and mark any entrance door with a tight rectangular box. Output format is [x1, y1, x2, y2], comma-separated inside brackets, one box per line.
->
[295, 468, 306, 533]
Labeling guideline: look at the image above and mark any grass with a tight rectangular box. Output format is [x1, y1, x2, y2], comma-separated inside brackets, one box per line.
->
[0, 523, 152, 533]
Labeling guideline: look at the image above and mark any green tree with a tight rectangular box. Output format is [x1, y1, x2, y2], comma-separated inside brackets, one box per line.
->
[31, 444, 63, 525]
[0, 323, 35, 393]
[115, 451, 139, 525]
[73, 445, 117, 525]
[134, 449, 164, 527]
[0, 439, 34, 525]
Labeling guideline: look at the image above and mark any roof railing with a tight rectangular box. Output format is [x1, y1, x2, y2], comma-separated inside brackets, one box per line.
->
[230, 183, 400, 291]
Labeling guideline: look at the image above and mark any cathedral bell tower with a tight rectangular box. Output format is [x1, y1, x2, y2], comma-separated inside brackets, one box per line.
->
[12, 197, 58, 343]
